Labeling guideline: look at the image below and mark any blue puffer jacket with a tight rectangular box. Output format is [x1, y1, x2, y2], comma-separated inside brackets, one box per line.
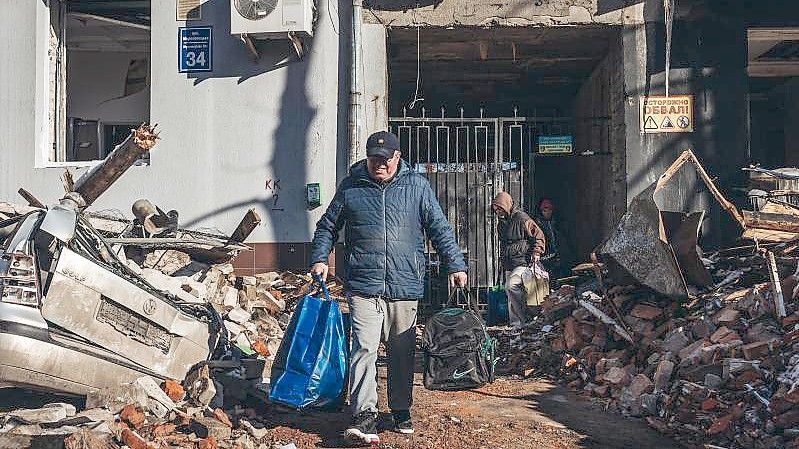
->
[310, 159, 467, 300]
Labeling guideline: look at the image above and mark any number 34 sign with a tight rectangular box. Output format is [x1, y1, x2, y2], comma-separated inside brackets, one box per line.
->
[179, 27, 212, 73]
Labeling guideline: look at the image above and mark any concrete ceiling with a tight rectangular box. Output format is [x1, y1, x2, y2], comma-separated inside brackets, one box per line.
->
[388, 26, 617, 92]
[66, 13, 150, 53]
[67, 0, 151, 26]
[748, 28, 799, 78]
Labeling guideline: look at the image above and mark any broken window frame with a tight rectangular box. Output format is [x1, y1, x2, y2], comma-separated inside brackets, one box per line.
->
[44, 0, 152, 167]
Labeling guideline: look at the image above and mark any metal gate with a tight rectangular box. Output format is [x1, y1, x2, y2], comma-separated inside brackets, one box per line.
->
[389, 107, 573, 311]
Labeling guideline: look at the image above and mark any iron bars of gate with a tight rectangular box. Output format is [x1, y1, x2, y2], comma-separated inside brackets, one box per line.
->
[389, 107, 572, 313]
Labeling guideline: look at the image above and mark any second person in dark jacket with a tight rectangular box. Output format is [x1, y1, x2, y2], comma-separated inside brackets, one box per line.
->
[491, 191, 546, 329]
[310, 131, 467, 445]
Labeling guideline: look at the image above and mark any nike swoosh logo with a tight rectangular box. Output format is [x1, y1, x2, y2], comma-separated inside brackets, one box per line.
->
[452, 367, 475, 380]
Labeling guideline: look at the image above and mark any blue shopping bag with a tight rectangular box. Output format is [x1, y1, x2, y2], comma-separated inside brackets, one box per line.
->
[268, 278, 349, 409]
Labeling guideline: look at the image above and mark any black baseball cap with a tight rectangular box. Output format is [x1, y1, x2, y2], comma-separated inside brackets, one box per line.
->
[366, 131, 400, 158]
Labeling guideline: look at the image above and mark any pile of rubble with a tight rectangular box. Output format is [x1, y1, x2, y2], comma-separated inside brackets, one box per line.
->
[0, 236, 342, 448]
[0, 374, 302, 449]
[496, 244, 799, 448]
[494, 152, 799, 448]
[0, 124, 345, 448]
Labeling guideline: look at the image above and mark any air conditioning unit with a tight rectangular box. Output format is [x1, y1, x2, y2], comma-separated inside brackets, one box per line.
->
[230, 0, 314, 38]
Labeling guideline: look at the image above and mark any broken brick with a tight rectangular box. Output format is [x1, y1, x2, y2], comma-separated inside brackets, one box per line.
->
[64, 430, 109, 449]
[161, 379, 185, 403]
[252, 340, 270, 357]
[786, 388, 799, 404]
[563, 317, 584, 350]
[121, 429, 148, 449]
[119, 404, 145, 430]
[707, 414, 733, 435]
[630, 304, 662, 320]
[603, 367, 631, 386]
[678, 339, 707, 364]
[152, 423, 177, 437]
[593, 385, 610, 397]
[785, 328, 799, 346]
[199, 437, 218, 449]
[653, 359, 675, 393]
[212, 408, 233, 428]
[741, 341, 773, 360]
[709, 326, 739, 344]
[776, 409, 799, 428]
[783, 312, 799, 327]
[770, 396, 794, 415]
[646, 417, 669, 433]
[551, 337, 566, 352]
[701, 398, 719, 411]
[713, 308, 740, 325]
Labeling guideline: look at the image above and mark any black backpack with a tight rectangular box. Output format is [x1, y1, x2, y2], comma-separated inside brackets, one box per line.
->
[421, 289, 497, 391]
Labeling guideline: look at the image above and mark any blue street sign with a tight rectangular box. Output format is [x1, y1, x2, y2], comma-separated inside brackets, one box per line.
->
[178, 27, 212, 73]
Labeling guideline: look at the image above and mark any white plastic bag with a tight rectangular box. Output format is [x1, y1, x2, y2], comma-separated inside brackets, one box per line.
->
[522, 262, 550, 306]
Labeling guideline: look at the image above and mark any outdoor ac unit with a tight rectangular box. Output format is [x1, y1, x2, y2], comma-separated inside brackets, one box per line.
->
[230, 0, 314, 37]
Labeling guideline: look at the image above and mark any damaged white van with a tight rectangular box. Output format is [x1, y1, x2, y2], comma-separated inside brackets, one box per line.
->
[0, 206, 223, 395]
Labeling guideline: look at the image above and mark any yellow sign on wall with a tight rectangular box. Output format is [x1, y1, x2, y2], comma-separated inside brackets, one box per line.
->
[639, 95, 694, 134]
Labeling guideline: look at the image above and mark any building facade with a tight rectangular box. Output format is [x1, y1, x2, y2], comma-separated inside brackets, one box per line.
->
[1, 0, 798, 280]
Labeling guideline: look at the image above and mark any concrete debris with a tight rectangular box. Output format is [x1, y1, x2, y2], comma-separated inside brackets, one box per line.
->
[5, 403, 75, 424]
[0, 128, 353, 447]
[495, 238, 799, 448]
[0, 221, 341, 447]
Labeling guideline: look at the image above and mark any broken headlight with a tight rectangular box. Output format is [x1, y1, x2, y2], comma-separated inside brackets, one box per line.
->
[0, 253, 39, 307]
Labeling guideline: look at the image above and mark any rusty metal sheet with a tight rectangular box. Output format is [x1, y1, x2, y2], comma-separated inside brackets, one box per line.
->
[598, 184, 688, 298]
[661, 211, 714, 288]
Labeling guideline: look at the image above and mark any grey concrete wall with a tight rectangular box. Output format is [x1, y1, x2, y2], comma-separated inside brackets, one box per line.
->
[785, 78, 799, 167]
[0, 0, 350, 244]
[364, 0, 645, 27]
[361, 23, 389, 142]
[621, 0, 749, 248]
[570, 31, 626, 259]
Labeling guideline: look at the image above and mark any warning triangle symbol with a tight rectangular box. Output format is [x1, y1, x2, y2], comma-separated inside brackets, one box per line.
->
[661, 116, 675, 129]
[644, 116, 658, 130]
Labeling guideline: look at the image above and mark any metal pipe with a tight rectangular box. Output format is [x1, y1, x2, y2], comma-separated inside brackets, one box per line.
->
[348, 0, 364, 166]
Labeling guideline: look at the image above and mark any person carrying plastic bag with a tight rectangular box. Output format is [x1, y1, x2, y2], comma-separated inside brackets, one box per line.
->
[309, 131, 468, 445]
[491, 191, 547, 330]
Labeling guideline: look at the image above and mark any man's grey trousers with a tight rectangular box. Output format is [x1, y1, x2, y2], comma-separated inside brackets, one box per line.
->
[348, 294, 418, 415]
[505, 266, 529, 328]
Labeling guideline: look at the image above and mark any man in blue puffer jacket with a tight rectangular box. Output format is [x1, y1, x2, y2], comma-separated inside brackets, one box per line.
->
[310, 131, 468, 445]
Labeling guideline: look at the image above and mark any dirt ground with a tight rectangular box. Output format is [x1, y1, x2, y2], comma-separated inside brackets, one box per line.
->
[260, 367, 681, 449]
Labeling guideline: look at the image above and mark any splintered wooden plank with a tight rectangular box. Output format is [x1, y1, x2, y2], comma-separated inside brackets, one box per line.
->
[744, 210, 799, 233]
[228, 209, 262, 243]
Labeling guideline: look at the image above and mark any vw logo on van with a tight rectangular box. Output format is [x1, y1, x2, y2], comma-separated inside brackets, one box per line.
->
[142, 298, 157, 316]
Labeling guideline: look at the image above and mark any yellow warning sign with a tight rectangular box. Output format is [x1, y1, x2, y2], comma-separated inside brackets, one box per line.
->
[639, 95, 694, 134]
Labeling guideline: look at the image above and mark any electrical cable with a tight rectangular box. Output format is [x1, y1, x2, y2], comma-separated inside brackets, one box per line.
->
[406, 4, 424, 110]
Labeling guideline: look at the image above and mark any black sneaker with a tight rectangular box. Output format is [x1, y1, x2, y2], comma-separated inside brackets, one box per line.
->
[392, 410, 414, 434]
[344, 410, 380, 444]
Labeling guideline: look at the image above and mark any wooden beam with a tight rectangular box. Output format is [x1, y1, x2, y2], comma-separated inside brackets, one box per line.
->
[655, 150, 746, 230]
[17, 189, 45, 209]
[748, 28, 799, 42]
[62, 169, 74, 193]
[744, 210, 799, 233]
[227, 208, 262, 244]
[766, 250, 787, 318]
[748, 61, 799, 78]
[72, 124, 158, 209]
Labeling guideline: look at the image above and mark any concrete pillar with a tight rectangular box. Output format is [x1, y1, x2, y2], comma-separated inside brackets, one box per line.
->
[622, 0, 748, 248]
[785, 79, 799, 166]
[361, 23, 389, 143]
